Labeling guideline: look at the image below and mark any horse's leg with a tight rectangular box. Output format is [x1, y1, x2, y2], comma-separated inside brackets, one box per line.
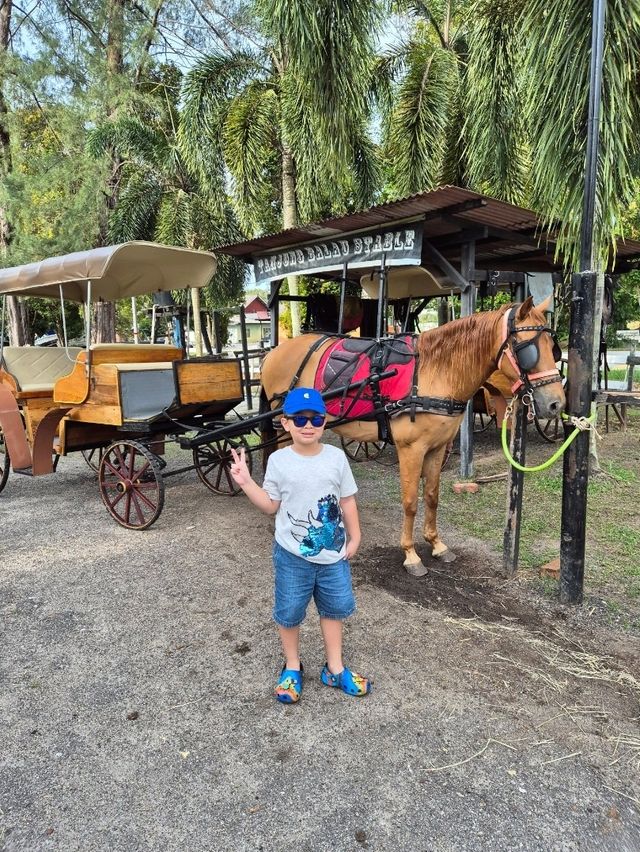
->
[422, 445, 456, 563]
[397, 440, 430, 577]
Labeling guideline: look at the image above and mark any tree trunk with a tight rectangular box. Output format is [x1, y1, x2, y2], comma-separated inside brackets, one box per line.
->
[93, 0, 126, 343]
[190, 287, 202, 356]
[6, 297, 28, 345]
[281, 145, 300, 337]
[0, 0, 30, 346]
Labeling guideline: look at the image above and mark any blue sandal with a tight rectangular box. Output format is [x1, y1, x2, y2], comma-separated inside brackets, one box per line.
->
[275, 663, 303, 703]
[320, 664, 371, 696]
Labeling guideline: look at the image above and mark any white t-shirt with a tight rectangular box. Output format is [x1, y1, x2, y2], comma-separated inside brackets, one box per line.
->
[262, 444, 358, 564]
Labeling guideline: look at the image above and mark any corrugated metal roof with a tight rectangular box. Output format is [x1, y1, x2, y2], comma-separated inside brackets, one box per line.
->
[214, 186, 640, 273]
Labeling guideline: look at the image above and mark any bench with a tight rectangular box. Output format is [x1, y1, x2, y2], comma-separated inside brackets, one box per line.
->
[0, 346, 81, 395]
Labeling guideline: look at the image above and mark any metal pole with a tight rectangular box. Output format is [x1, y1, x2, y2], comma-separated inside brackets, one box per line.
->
[337, 261, 348, 335]
[459, 242, 476, 479]
[239, 304, 253, 411]
[131, 297, 139, 343]
[560, 0, 607, 605]
[377, 254, 387, 338]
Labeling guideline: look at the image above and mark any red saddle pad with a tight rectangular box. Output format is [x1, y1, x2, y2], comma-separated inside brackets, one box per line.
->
[315, 337, 415, 419]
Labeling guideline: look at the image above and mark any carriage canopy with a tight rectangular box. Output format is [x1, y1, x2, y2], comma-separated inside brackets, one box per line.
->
[0, 242, 217, 302]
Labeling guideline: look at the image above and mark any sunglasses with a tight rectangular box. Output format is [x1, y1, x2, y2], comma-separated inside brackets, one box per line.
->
[289, 414, 326, 428]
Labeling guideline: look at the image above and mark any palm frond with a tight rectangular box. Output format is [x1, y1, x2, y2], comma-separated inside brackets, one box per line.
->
[523, 0, 640, 267]
[87, 116, 168, 170]
[463, 0, 529, 204]
[154, 190, 192, 247]
[223, 83, 280, 234]
[385, 39, 458, 195]
[257, 0, 382, 162]
[108, 171, 162, 243]
[179, 52, 260, 203]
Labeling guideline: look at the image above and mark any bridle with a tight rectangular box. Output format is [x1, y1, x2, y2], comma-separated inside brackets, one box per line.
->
[495, 305, 562, 414]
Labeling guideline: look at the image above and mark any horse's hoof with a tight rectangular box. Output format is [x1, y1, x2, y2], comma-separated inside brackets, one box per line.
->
[434, 549, 456, 563]
[404, 561, 428, 577]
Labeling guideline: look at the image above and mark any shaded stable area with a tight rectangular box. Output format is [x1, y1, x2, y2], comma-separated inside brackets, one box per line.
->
[214, 185, 640, 580]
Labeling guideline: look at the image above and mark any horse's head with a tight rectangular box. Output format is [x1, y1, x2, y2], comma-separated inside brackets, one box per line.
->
[495, 295, 566, 420]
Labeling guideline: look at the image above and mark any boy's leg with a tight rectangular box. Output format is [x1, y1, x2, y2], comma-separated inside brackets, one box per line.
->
[319, 617, 344, 675]
[278, 624, 301, 671]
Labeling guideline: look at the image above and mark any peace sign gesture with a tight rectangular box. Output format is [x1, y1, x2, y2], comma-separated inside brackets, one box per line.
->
[229, 446, 252, 487]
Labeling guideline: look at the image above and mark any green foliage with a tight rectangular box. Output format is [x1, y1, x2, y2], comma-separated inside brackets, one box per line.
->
[181, 1, 383, 236]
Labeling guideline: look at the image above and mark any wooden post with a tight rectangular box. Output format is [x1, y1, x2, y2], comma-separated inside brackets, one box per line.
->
[459, 241, 476, 479]
[239, 304, 253, 410]
[560, 272, 599, 603]
[560, 0, 606, 605]
[212, 310, 223, 354]
[503, 400, 528, 575]
[270, 281, 279, 347]
[337, 261, 347, 335]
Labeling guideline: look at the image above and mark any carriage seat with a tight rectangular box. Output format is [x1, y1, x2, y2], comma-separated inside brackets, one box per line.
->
[0, 346, 81, 394]
[86, 343, 183, 365]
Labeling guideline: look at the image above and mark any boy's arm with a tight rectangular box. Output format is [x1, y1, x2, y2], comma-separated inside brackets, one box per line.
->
[340, 495, 361, 559]
[229, 448, 280, 515]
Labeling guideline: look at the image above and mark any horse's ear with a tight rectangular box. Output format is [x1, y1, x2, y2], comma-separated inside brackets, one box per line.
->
[516, 295, 534, 321]
[535, 294, 553, 314]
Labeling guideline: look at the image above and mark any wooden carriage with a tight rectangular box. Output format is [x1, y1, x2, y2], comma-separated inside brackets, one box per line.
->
[0, 243, 245, 529]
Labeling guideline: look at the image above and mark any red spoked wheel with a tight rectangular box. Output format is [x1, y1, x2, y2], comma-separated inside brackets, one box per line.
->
[193, 436, 252, 495]
[340, 438, 387, 462]
[81, 446, 105, 472]
[98, 440, 165, 530]
[0, 428, 9, 493]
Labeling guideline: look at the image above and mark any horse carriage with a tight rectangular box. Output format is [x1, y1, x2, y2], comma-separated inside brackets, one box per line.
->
[0, 192, 569, 576]
[0, 243, 251, 529]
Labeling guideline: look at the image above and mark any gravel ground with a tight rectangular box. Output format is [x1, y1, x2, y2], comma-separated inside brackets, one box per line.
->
[1, 450, 639, 852]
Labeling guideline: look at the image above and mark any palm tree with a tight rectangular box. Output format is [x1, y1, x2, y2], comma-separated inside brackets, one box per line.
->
[180, 0, 383, 335]
[87, 80, 246, 353]
[382, 0, 640, 266]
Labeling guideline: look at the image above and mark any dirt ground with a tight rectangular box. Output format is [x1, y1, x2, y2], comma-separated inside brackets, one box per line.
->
[1, 441, 639, 851]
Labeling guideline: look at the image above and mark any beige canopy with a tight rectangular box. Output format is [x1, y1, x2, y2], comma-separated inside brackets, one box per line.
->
[361, 266, 452, 299]
[0, 242, 217, 302]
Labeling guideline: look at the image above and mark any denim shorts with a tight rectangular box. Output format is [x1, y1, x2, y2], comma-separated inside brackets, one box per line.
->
[272, 541, 356, 628]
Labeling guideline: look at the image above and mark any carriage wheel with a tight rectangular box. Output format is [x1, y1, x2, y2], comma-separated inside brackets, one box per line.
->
[98, 441, 165, 530]
[534, 415, 562, 443]
[81, 446, 105, 473]
[340, 438, 387, 462]
[473, 412, 496, 433]
[0, 429, 9, 494]
[193, 437, 252, 495]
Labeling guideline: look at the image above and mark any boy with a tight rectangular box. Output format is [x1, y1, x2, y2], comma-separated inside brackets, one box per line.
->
[229, 387, 371, 704]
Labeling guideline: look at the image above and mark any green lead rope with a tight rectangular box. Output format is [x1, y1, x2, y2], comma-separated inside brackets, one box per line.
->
[501, 407, 597, 473]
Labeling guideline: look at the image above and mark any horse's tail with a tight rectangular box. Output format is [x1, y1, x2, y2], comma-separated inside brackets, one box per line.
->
[259, 386, 277, 472]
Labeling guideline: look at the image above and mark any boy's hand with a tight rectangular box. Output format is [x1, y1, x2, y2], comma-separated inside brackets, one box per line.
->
[229, 446, 252, 487]
[345, 536, 361, 560]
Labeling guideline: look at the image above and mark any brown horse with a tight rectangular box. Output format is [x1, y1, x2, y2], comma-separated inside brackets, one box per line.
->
[260, 296, 565, 576]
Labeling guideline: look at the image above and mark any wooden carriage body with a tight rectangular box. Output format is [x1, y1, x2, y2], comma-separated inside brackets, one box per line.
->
[0, 243, 243, 484]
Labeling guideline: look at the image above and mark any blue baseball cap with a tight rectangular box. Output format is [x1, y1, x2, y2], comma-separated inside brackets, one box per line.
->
[283, 387, 326, 415]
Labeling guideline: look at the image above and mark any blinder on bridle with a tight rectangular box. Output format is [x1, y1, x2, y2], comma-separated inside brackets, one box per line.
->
[512, 328, 562, 372]
[496, 304, 562, 399]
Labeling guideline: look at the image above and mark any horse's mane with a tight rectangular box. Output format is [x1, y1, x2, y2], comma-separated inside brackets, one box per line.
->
[416, 304, 512, 376]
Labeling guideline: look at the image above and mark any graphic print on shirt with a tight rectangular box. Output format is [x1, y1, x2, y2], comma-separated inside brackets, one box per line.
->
[288, 494, 345, 557]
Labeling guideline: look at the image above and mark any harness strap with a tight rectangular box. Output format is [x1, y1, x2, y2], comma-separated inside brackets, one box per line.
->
[386, 395, 467, 418]
[288, 334, 334, 392]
